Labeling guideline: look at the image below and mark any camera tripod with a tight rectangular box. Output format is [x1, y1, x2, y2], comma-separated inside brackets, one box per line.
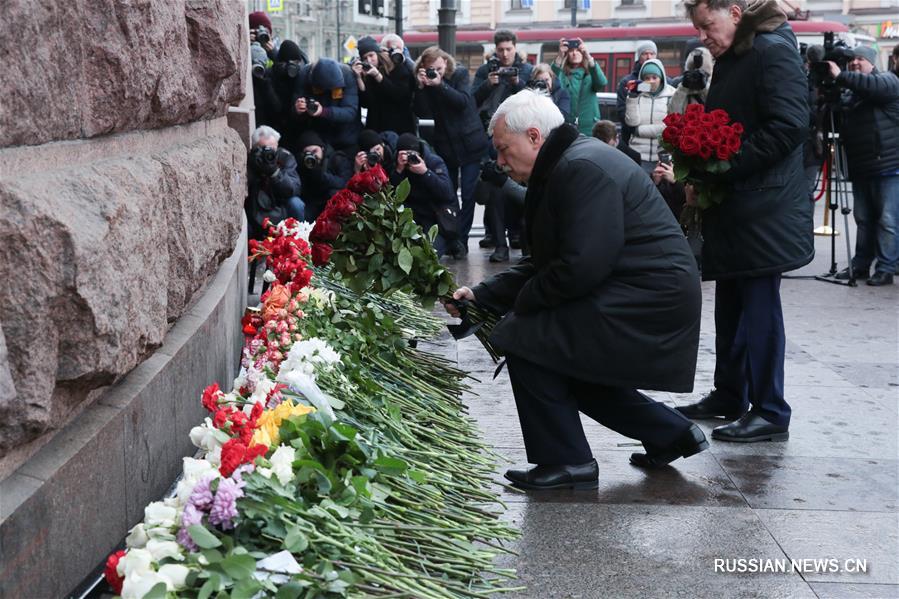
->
[813, 105, 857, 287]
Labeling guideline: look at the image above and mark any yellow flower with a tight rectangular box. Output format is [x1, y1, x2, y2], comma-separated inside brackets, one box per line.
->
[252, 399, 315, 447]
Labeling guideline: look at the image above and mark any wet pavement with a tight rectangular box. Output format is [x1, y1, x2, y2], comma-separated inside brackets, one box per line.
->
[426, 206, 899, 599]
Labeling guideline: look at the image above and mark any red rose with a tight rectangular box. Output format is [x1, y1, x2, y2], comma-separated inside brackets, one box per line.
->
[681, 126, 702, 139]
[329, 189, 364, 207]
[662, 126, 681, 144]
[732, 122, 745, 135]
[685, 103, 705, 117]
[311, 243, 334, 266]
[105, 550, 126, 594]
[679, 135, 702, 157]
[202, 382, 222, 413]
[710, 109, 730, 125]
[699, 144, 714, 160]
[329, 197, 358, 219]
[701, 113, 717, 127]
[663, 112, 683, 127]
[718, 124, 734, 138]
[727, 134, 741, 153]
[347, 163, 389, 194]
[716, 145, 732, 160]
[310, 218, 341, 242]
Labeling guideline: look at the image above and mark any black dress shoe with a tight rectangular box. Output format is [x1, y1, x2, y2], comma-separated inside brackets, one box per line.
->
[630, 424, 709, 469]
[712, 412, 789, 443]
[504, 459, 598, 490]
[835, 266, 868, 280]
[489, 246, 509, 263]
[675, 391, 747, 420]
[449, 240, 469, 259]
[478, 235, 495, 248]
[867, 272, 894, 286]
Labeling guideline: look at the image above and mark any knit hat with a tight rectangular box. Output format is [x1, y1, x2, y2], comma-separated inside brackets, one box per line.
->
[277, 40, 307, 63]
[357, 36, 380, 57]
[635, 40, 658, 61]
[311, 58, 345, 90]
[852, 46, 878, 68]
[248, 11, 272, 32]
[640, 61, 664, 80]
[358, 129, 383, 152]
[297, 130, 325, 150]
[396, 133, 421, 153]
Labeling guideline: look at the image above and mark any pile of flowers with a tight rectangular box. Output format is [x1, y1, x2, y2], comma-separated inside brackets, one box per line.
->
[661, 104, 744, 209]
[104, 213, 520, 598]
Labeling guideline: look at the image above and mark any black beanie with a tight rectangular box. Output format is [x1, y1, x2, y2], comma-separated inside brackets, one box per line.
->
[358, 129, 383, 151]
[278, 40, 307, 63]
[396, 133, 421, 153]
[357, 36, 380, 57]
[297, 130, 325, 149]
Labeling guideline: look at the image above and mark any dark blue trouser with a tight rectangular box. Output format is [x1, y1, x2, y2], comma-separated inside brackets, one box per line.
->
[447, 161, 482, 244]
[713, 274, 791, 427]
[506, 354, 693, 465]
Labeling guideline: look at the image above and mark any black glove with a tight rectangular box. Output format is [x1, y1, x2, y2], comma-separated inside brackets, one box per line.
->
[479, 161, 508, 187]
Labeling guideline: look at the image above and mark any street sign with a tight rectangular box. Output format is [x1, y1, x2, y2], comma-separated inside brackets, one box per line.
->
[344, 35, 358, 53]
[266, 0, 283, 13]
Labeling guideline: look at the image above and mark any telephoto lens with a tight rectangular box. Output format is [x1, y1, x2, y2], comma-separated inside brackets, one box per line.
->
[390, 49, 404, 65]
[302, 151, 321, 170]
[425, 67, 438, 80]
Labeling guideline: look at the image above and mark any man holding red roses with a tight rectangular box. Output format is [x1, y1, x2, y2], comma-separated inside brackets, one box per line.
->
[676, 0, 814, 442]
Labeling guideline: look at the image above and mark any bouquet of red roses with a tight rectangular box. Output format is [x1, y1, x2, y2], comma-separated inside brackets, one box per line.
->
[660, 104, 744, 209]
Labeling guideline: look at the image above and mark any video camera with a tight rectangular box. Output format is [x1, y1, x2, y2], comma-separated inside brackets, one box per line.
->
[487, 57, 519, 79]
[681, 51, 708, 91]
[809, 32, 855, 105]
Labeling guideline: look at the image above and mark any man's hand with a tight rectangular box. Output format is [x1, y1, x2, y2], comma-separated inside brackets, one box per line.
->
[407, 156, 427, 175]
[354, 151, 368, 173]
[395, 151, 408, 174]
[826, 60, 840, 79]
[487, 71, 500, 86]
[684, 183, 698, 207]
[652, 162, 675, 185]
[351, 61, 364, 77]
[444, 287, 475, 318]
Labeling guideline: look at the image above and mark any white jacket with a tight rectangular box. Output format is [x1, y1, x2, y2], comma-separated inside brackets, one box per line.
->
[625, 59, 675, 163]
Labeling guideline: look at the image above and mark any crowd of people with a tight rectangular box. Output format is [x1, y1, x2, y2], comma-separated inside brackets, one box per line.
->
[244, 7, 898, 283]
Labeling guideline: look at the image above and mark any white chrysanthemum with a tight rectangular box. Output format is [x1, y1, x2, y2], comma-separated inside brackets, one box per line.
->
[143, 502, 177, 529]
[250, 376, 277, 406]
[146, 539, 184, 562]
[189, 419, 229, 452]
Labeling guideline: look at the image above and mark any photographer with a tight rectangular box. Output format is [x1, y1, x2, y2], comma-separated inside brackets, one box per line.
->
[249, 12, 276, 60]
[352, 36, 416, 135]
[294, 58, 362, 154]
[413, 46, 490, 258]
[253, 41, 308, 155]
[246, 126, 304, 238]
[295, 130, 353, 222]
[477, 159, 528, 262]
[616, 41, 658, 145]
[353, 129, 396, 175]
[472, 30, 534, 128]
[390, 133, 458, 257]
[669, 46, 713, 115]
[552, 37, 608, 135]
[625, 59, 676, 174]
[528, 64, 572, 121]
[829, 46, 899, 286]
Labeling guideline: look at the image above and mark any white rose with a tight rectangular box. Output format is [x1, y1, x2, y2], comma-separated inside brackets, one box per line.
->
[250, 377, 277, 405]
[206, 445, 222, 467]
[158, 564, 190, 589]
[125, 523, 148, 549]
[143, 502, 177, 529]
[143, 525, 176, 542]
[121, 570, 170, 599]
[146, 539, 184, 562]
[269, 445, 296, 485]
[118, 548, 153, 578]
[263, 270, 277, 282]
[189, 423, 227, 452]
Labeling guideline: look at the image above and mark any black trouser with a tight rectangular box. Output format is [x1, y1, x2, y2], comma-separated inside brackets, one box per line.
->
[484, 186, 523, 249]
[506, 354, 694, 465]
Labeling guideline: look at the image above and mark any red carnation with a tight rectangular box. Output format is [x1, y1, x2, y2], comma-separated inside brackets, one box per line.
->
[311, 243, 333, 266]
[105, 550, 125, 594]
[202, 383, 222, 413]
[310, 218, 341, 242]
[679, 135, 702, 157]
[219, 438, 245, 477]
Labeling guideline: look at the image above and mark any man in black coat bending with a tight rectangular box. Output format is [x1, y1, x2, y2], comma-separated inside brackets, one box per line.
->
[677, 0, 814, 442]
[445, 90, 707, 490]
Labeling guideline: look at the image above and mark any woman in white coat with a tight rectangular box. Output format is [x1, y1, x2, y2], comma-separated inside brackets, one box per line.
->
[625, 58, 676, 175]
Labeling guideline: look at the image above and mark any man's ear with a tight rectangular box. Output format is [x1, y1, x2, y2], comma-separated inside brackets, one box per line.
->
[528, 127, 541, 146]
[730, 4, 742, 24]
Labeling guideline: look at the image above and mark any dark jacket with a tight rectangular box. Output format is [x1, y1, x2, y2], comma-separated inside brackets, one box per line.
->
[360, 61, 417, 134]
[256, 67, 305, 155]
[246, 147, 302, 237]
[472, 125, 702, 392]
[837, 70, 899, 180]
[294, 63, 363, 153]
[616, 64, 641, 143]
[413, 68, 490, 167]
[550, 84, 573, 123]
[472, 55, 534, 121]
[701, 7, 813, 280]
[297, 146, 352, 221]
[389, 143, 456, 235]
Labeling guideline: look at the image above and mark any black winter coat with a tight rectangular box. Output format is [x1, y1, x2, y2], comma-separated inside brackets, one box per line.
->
[388, 145, 456, 234]
[246, 148, 302, 237]
[413, 69, 490, 167]
[701, 21, 813, 280]
[837, 70, 899, 180]
[472, 55, 534, 120]
[294, 64, 363, 153]
[360, 62, 417, 134]
[297, 147, 352, 221]
[255, 68, 306, 155]
[472, 125, 702, 392]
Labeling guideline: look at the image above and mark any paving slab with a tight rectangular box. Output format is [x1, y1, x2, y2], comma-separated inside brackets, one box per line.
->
[809, 582, 899, 598]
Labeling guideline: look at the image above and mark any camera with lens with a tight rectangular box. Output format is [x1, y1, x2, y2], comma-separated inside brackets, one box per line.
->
[365, 150, 381, 167]
[302, 150, 321, 170]
[250, 146, 278, 175]
[389, 48, 405, 66]
[406, 151, 422, 166]
[255, 26, 270, 46]
[497, 66, 518, 78]
[681, 52, 709, 91]
[527, 79, 549, 91]
[425, 67, 438, 80]
[567, 39, 580, 50]
[250, 43, 268, 79]
[810, 32, 855, 104]
[305, 97, 320, 114]
[487, 57, 501, 72]
[362, 61, 375, 72]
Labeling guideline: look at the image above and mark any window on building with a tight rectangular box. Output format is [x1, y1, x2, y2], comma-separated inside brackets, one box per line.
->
[563, 0, 585, 8]
[300, 37, 310, 56]
[325, 39, 333, 58]
[358, 0, 385, 15]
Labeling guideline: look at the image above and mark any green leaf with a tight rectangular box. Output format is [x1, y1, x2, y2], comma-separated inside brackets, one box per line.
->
[283, 525, 309, 553]
[673, 160, 690, 182]
[220, 553, 256, 581]
[231, 578, 263, 599]
[428, 224, 438, 242]
[201, 548, 224, 564]
[374, 456, 408, 476]
[275, 582, 306, 599]
[198, 577, 217, 599]
[189, 524, 222, 549]
[143, 582, 168, 599]
[395, 177, 411, 203]
[408, 469, 428, 483]
[330, 422, 358, 441]
[397, 248, 413, 274]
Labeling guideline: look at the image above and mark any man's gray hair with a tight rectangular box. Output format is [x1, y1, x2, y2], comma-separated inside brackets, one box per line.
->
[684, 0, 747, 18]
[252, 125, 281, 145]
[381, 33, 404, 48]
[488, 89, 565, 138]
